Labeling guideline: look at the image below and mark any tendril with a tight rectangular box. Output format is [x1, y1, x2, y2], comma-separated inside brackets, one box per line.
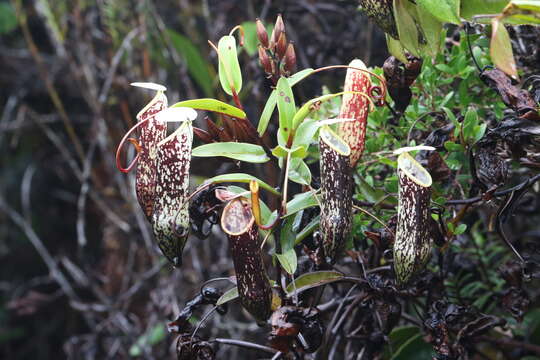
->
[115, 118, 149, 173]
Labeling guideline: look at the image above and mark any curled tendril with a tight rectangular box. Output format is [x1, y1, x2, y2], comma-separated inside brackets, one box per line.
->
[369, 85, 385, 106]
[115, 118, 149, 173]
[312, 65, 387, 106]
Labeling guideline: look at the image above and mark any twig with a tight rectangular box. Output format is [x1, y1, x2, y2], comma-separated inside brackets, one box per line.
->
[446, 173, 540, 205]
[212, 338, 278, 355]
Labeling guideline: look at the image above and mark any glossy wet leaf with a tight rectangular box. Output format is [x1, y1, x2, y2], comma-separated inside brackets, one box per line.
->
[192, 142, 269, 163]
[172, 98, 246, 119]
[218, 35, 243, 95]
[285, 271, 344, 296]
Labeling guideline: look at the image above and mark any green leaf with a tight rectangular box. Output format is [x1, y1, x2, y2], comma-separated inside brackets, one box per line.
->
[386, 34, 409, 64]
[295, 215, 320, 245]
[257, 69, 314, 136]
[416, 3, 444, 56]
[192, 142, 269, 163]
[216, 279, 277, 306]
[240, 21, 258, 55]
[461, 0, 509, 20]
[258, 90, 278, 136]
[356, 176, 387, 203]
[218, 35, 243, 95]
[276, 249, 297, 275]
[204, 173, 279, 195]
[444, 141, 464, 152]
[285, 271, 344, 296]
[455, 223, 467, 235]
[216, 286, 239, 306]
[501, 1, 540, 25]
[172, 98, 246, 119]
[0, 3, 17, 34]
[285, 190, 318, 216]
[393, 0, 421, 57]
[272, 145, 307, 159]
[473, 123, 487, 143]
[288, 158, 312, 185]
[292, 119, 319, 152]
[490, 19, 518, 78]
[417, 0, 461, 24]
[280, 216, 297, 252]
[276, 77, 296, 138]
[167, 30, 214, 97]
[129, 324, 166, 357]
[390, 333, 434, 360]
[462, 107, 479, 143]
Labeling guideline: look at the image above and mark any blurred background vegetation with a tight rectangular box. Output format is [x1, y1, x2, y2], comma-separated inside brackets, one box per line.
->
[0, 1, 388, 359]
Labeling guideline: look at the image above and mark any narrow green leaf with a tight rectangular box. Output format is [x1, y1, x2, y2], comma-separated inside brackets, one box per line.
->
[192, 142, 269, 163]
[204, 173, 279, 195]
[172, 98, 246, 119]
[280, 217, 296, 252]
[276, 77, 296, 138]
[490, 19, 518, 78]
[258, 90, 278, 135]
[218, 35, 243, 95]
[285, 271, 344, 296]
[417, 0, 461, 24]
[167, 30, 214, 97]
[257, 69, 314, 136]
[276, 249, 298, 275]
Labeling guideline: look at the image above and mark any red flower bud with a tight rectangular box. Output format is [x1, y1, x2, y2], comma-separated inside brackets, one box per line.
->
[258, 45, 273, 74]
[276, 32, 287, 60]
[283, 42, 296, 73]
[271, 14, 285, 47]
[256, 18, 269, 48]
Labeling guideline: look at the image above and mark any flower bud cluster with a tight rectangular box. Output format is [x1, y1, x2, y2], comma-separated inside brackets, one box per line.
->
[256, 15, 296, 80]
